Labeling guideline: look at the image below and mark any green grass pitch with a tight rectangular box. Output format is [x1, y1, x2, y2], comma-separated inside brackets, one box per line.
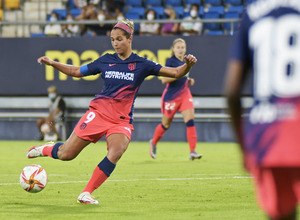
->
[0, 141, 265, 220]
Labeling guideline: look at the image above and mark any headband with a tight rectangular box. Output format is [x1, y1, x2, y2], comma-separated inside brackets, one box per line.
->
[113, 22, 133, 35]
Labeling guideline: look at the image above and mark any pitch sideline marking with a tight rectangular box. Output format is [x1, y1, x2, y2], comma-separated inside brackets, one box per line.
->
[0, 175, 252, 186]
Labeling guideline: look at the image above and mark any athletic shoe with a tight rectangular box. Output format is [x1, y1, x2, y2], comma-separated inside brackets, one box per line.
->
[26, 142, 54, 158]
[189, 151, 202, 160]
[149, 139, 156, 159]
[77, 192, 99, 204]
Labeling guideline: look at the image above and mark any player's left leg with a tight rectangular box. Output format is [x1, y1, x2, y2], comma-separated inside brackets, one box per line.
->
[78, 133, 130, 204]
[181, 108, 202, 160]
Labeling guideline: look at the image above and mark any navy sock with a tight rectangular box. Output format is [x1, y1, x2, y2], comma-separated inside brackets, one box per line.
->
[51, 142, 64, 159]
[98, 157, 116, 177]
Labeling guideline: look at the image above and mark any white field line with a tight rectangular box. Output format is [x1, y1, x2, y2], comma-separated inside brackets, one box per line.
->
[0, 175, 252, 186]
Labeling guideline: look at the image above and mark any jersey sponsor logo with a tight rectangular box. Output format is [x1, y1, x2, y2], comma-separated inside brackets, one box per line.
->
[124, 126, 132, 134]
[109, 63, 116, 66]
[128, 63, 136, 71]
[105, 71, 134, 81]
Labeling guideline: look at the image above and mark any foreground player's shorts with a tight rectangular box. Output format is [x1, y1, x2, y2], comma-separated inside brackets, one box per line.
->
[74, 109, 134, 143]
[252, 167, 300, 219]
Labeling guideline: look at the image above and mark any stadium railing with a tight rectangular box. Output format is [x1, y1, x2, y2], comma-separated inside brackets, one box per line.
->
[0, 18, 240, 37]
[0, 96, 253, 123]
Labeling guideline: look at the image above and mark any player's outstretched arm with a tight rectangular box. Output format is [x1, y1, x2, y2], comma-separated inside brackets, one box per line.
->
[37, 56, 83, 78]
[158, 54, 197, 78]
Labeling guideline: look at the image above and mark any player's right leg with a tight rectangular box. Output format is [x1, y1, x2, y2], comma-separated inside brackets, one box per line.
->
[26, 131, 90, 160]
[150, 114, 172, 159]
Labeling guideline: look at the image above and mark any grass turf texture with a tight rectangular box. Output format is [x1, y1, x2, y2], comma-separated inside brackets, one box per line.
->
[0, 141, 265, 220]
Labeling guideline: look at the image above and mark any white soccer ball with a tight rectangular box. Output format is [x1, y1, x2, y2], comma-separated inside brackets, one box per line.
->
[20, 164, 48, 193]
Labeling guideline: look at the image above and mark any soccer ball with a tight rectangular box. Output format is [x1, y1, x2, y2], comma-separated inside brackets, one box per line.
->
[20, 164, 48, 193]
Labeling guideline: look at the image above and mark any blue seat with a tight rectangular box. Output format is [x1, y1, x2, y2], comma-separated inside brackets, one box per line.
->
[204, 0, 222, 5]
[165, 0, 182, 6]
[124, 13, 140, 33]
[150, 6, 165, 19]
[52, 9, 67, 20]
[227, 5, 244, 16]
[31, 33, 45, 37]
[66, 0, 77, 9]
[206, 30, 223, 35]
[126, 0, 143, 7]
[145, 0, 162, 6]
[208, 6, 224, 16]
[224, 0, 242, 5]
[69, 8, 82, 18]
[223, 12, 240, 32]
[127, 7, 145, 18]
[184, 0, 202, 5]
[203, 12, 221, 30]
[173, 6, 184, 18]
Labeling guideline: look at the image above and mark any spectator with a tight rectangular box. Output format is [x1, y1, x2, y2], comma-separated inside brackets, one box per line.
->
[37, 85, 66, 141]
[74, 0, 98, 35]
[161, 8, 179, 36]
[180, 4, 202, 36]
[44, 12, 62, 37]
[90, 9, 112, 36]
[139, 9, 160, 36]
[62, 14, 80, 37]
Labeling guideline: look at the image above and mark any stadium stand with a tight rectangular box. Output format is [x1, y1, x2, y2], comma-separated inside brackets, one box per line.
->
[0, 0, 247, 37]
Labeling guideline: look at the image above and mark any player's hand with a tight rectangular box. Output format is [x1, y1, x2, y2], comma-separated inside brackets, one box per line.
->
[188, 77, 195, 86]
[184, 54, 197, 67]
[37, 56, 53, 66]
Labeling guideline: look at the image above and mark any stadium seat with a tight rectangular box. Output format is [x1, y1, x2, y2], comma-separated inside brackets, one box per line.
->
[173, 6, 184, 18]
[204, 0, 222, 5]
[184, 0, 202, 5]
[126, 0, 143, 7]
[70, 8, 82, 18]
[203, 12, 222, 30]
[224, 0, 243, 5]
[52, 9, 67, 20]
[125, 13, 140, 33]
[223, 12, 240, 33]
[4, 0, 20, 9]
[30, 33, 45, 37]
[66, 0, 77, 9]
[165, 0, 182, 6]
[206, 30, 223, 35]
[150, 6, 166, 19]
[127, 7, 145, 18]
[145, 0, 163, 7]
[227, 5, 244, 16]
[208, 6, 224, 16]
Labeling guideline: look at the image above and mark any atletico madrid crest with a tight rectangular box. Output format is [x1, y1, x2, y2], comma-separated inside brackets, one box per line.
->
[128, 63, 136, 71]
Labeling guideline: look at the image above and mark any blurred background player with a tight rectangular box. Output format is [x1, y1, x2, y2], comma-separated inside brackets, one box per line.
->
[37, 85, 66, 141]
[27, 20, 197, 204]
[225, 1, 300, 219]
[149, 38, 202, 160]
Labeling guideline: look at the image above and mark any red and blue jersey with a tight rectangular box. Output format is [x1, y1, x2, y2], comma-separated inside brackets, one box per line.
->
[162, 55, 189, 102]
[80, 52, 162, 124]
[230, 0, 300, 167]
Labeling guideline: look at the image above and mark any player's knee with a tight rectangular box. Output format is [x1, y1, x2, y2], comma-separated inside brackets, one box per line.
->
[108, 144, 128, 163]
[161, 123, 170, 130]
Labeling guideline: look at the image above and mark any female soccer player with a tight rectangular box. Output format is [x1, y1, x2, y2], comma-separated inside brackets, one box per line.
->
[26, 20, 197, 204]
[149, 38, 202, 160]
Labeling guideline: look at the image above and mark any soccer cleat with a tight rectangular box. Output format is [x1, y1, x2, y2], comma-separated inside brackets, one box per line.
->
[189, 151, 202, 160]
[77, 192, 99, 204]
[26, 142, 54, 159]
[149, 139, 157, 159]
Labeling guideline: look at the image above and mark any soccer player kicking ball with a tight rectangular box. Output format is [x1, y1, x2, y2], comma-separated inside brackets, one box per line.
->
[225, 1, 300, 219]
[27, 19, 197, 204]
